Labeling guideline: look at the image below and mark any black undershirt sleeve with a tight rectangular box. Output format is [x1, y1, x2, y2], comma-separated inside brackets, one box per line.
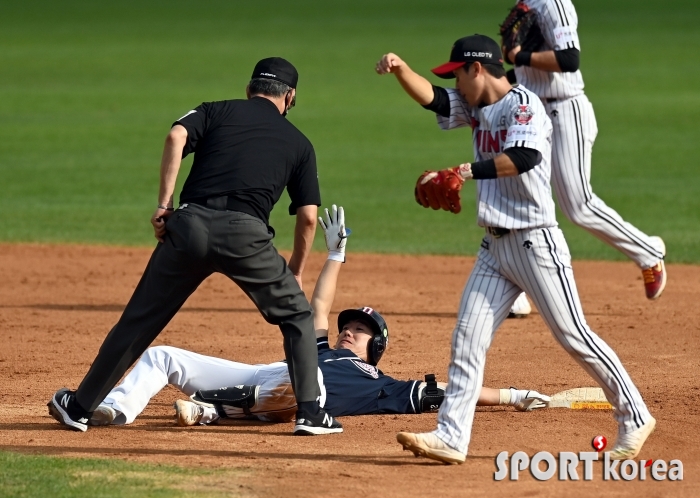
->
[503, 147, 541, 174]
[421, 85, 451, 118]
[506, 68, 517, 84]
[470, 159, 497, 179]
[554, 47, 580, 72]
[470, 148, 540, 178]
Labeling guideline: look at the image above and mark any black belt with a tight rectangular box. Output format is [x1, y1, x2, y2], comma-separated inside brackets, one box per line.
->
[187, 195, 236, 212]
[544, 98, 558, 103]
[486, 227, 511, 238]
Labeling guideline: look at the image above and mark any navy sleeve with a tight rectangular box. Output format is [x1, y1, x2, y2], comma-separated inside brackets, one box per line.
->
[173, 102, 210, 157]
[376, 378, 420, 414]
[317, 337, 331, 351]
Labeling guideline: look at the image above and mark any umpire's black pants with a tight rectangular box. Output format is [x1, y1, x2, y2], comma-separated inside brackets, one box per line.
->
[75, 203, 320, 412]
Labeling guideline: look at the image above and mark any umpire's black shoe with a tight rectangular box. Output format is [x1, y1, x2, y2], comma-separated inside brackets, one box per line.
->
[293, 408, 343, 436]
[47, 388, 90, 432]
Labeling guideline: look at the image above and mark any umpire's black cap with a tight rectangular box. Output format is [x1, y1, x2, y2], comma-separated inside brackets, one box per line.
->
[251, 57, 298, 88]
[431, 34, 504, 79]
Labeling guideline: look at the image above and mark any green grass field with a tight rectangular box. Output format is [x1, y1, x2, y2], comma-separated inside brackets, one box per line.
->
[1, 0, 698, 261]
[0, 451, 245, 497]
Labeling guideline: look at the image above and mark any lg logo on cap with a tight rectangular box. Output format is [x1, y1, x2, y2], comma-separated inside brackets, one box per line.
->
[464, 51, 492, 58]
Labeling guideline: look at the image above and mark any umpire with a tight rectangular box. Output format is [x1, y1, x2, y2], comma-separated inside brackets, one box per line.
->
[48, 57, 342, 436]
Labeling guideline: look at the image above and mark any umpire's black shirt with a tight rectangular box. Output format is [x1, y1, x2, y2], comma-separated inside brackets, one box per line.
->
[174, 97, 321, 224]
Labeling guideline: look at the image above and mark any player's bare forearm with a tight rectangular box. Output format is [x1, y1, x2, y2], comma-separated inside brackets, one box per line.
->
[310, 259, 342, 337]
[492, 153, 519, 177]
[375, 53, 434, 105]
[477, 387, 502, 406]
[529, 50, 562, 72]
[288, 205, 318, 289]
[151, 125, 187, 242]
[158, 125, 187, 207]
[509, 46, 562, 72]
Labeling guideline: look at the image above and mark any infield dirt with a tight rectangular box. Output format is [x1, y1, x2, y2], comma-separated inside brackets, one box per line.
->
[0, 244, 698, 497]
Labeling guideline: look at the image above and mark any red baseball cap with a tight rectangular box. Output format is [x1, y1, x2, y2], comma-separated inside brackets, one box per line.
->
[431, 34, 504, 79]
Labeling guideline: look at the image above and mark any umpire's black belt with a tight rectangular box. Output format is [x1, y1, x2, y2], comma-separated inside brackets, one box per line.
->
[486, 227, 511, 238]
[187, 195, 240, 211]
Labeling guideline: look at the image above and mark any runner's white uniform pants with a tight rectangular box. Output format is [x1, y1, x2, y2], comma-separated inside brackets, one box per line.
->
[435, 227, 652, 454]
[547, 95, 664, 268]
[101, 346, 321, 424]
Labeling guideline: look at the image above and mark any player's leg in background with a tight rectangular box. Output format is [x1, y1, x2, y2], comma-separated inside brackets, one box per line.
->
[505, 227, 653, 436]
[101, 346, 285, 424]
[434, 240, 521, 454]
[548, 96, 664, 269]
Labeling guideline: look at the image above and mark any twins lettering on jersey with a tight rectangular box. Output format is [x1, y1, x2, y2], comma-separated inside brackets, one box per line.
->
[470, 104, 536, 153]
[475, 129, 508, 153]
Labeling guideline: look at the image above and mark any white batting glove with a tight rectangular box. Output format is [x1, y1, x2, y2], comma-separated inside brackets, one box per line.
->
[318, 205, 349, 262]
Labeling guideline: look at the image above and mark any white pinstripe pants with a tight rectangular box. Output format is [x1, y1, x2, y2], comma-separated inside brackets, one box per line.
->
[547, 95, 664, 269]
[434, 227, 652, 454]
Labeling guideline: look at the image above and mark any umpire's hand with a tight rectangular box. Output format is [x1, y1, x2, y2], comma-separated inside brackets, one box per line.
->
[151, 206, 174, 243]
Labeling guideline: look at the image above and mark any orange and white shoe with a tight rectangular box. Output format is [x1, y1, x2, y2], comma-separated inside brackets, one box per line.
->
[607, 417, 656, 460]
[643, 237, 666, 300]
[397, 432, 465, 465]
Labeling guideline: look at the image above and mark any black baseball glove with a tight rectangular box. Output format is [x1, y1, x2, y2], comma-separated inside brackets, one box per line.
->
[499, 1, 545, 64]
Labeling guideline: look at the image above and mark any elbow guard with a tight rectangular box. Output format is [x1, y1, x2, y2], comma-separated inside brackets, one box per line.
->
[418, 374, 445, 413]
[503, 147, 541, 174]
[554, 48, 580, 72]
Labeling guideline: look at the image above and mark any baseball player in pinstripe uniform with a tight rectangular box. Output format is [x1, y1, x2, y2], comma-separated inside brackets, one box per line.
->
[376, 34, 656, 464]
[502, 0, 667, 311]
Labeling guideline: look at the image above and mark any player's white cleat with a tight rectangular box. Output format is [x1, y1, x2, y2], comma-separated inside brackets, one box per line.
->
[88, 405, 116, 426]
[508, 292, 531, 318]
[397, 432, 465, 465]
[606, 417, 656, 460]
[512, 390, 551, 411]
[174, 399, 204, 427]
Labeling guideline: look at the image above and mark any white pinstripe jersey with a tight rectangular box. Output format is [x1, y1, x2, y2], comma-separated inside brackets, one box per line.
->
[437, 86, 556, 229]
[514, 0, 585, 99]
